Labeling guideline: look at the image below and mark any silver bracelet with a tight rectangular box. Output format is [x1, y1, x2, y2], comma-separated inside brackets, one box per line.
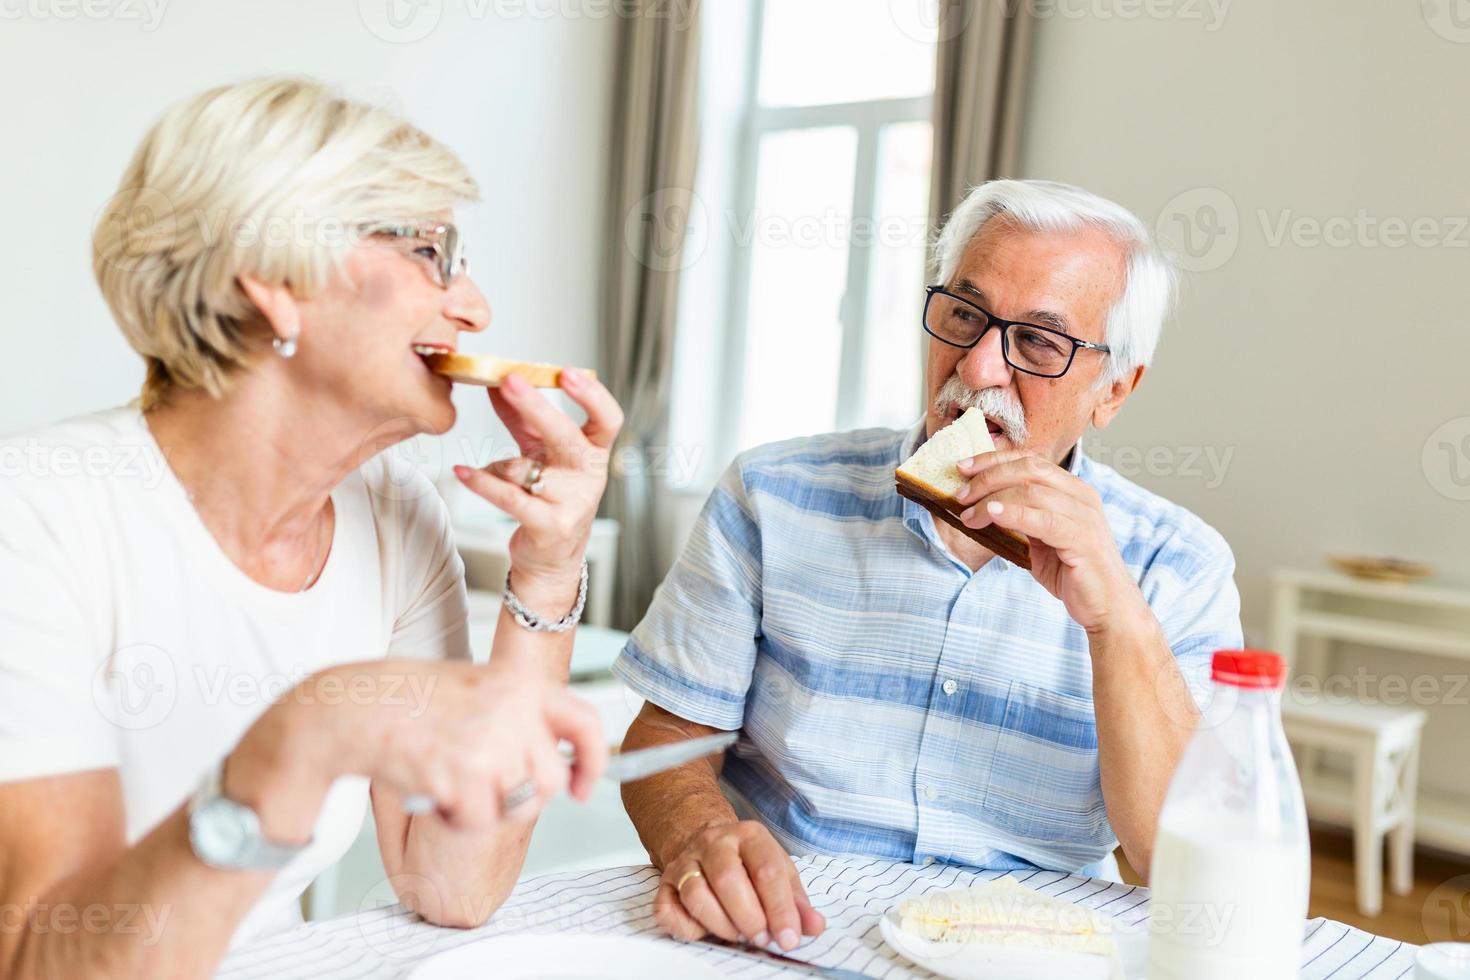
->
[502, 560, 589, 632]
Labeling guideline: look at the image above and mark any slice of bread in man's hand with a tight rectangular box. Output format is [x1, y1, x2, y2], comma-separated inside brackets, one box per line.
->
[895, 407, 1032, 569]
[416, 348, 596, 388]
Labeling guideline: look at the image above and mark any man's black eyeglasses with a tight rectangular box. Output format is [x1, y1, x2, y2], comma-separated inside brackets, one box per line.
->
[922, 285, 1110, 379]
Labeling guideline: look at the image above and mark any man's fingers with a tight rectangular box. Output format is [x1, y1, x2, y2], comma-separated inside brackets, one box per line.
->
[740, 837, 802, 950]
[955, 452, 1084, 506]
[673, 868, 742, 942]
[654, 880, 709, 941]
[701, 848, 770, 944]
[789, 868, 827, 936]
[960, 485, 1080, 546]
[793, 899, 829, 934]
[956, 447, 1032, 476]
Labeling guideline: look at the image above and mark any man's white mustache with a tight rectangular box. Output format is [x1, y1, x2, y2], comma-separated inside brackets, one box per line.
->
[934, 377, 1028, 444]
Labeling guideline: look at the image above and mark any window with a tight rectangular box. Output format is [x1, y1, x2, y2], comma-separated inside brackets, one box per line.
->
[728, 0, 937, 453]
[668, 0, 939, 490]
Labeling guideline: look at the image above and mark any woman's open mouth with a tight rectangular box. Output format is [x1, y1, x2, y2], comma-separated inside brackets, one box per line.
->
[412, 344, 454, 387]
[413, 343, 453, 360]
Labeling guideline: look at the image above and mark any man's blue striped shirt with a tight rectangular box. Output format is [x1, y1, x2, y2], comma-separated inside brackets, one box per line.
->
[613, 423, 1241, 874]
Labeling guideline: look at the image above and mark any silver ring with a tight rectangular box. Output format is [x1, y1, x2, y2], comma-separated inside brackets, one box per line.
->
[501, 779, 538, 811]
[522, 460, 545, 496]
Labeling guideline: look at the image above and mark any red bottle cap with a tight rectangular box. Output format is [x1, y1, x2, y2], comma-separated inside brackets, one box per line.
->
[1211, 649, 1287, 689]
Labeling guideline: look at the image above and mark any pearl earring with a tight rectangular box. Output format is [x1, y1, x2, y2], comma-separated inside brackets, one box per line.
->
[272, 335, 298, 359]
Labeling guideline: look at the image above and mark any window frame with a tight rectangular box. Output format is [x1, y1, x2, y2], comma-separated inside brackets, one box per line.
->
[717, 0, 934, 458]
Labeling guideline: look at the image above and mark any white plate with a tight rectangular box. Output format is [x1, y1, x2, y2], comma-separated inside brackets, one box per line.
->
[879, 906, 1148, 980]
[407, 934, 726, 980]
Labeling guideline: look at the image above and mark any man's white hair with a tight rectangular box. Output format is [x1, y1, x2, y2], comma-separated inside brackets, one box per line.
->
[932, 179, 1176, 387]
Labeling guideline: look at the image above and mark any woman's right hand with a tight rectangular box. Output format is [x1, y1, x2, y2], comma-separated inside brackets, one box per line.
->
[231, 658, 608, 837]
[454, 368, 624, 586]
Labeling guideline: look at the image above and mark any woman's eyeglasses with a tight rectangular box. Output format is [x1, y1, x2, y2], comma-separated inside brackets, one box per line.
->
[364, 222, 468, 288]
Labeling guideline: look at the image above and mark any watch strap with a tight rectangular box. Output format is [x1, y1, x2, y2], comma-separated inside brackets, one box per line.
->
[189, 756, 311, 871]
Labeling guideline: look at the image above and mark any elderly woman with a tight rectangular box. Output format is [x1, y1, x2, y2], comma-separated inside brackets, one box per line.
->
[0, 77, 623, 976]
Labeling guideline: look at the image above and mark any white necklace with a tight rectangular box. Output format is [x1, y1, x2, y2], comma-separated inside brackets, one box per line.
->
[297, 506, 330, 592]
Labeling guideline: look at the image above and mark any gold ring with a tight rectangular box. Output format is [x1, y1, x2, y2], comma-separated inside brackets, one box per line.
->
[674, 868, 704, 892]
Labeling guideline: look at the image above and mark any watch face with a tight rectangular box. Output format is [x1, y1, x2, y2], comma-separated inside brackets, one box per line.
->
[192, 797, 257, 867]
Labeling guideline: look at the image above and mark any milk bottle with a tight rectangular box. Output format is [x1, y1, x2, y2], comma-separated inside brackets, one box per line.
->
[1146, 649, 1310, 980]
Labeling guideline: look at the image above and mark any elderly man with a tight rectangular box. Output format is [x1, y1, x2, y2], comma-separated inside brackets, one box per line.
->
[613, 179, 1241, 951]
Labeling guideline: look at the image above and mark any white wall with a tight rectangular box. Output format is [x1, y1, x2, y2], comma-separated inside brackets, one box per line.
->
[1017, 1, 1470, 805]
[0, 0, 616, 472]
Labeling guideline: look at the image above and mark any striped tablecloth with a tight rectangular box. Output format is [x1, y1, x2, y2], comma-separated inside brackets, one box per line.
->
[218, 855, 1418, 979]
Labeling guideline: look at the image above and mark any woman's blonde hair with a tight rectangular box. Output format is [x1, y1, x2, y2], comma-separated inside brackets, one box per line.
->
[92, 76, 480, 410]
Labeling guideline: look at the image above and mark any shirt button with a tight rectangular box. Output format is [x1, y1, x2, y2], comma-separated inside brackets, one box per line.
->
[923, 784, 939, 802]
[942, 679, 958, 696]
[922, 856, 935, 867]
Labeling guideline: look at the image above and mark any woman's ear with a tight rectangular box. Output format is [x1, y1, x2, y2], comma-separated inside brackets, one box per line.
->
[1091, 364, 1145, 430]
[237, 275, 301, 346]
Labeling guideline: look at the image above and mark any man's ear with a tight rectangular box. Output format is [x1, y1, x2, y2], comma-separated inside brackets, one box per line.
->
[237, 275, 301, 345]
[1091, 364, 1145, 430]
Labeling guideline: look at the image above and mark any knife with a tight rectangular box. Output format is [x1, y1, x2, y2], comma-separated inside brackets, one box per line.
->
[401, 731, 738, 814]
[604, 731, 738, 783]
[698, 937, 872, 979]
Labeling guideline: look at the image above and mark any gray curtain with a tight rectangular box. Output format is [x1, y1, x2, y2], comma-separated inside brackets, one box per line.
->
[599, 2, 702, 630]
[928, 0, 1036, 230]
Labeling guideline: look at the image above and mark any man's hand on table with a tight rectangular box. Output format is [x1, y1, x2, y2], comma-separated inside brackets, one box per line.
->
[954, 450, 1151, 632]
[654, 820, 825, 951]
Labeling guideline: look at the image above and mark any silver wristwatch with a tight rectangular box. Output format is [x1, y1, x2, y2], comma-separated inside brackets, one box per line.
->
[188, 759, 310, 871]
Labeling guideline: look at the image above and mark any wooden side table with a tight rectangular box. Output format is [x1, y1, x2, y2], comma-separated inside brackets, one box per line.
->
[1269, 568, 1470, 914]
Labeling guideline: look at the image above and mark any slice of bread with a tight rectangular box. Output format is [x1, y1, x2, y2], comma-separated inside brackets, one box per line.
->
[895, 407, 1032, 569]
[895, 877, 1126, 980]
[898, 876, 1123, 958]
[420, 352, 595, 388]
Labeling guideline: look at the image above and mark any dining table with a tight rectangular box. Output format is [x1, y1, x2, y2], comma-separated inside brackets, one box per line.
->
[218, 854, 1419, 978]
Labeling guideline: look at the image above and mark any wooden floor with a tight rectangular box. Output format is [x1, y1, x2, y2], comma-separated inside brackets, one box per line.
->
[1117, 827, 1470, 945]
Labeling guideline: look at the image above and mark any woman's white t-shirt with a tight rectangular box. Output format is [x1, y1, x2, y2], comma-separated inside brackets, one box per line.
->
[0, 406, 473, 947]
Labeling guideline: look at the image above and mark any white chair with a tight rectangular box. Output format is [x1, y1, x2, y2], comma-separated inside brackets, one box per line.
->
[1280, 696, 1426, 916]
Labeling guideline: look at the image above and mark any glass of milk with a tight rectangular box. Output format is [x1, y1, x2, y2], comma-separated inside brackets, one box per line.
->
[1146, 649, 1310, 980]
